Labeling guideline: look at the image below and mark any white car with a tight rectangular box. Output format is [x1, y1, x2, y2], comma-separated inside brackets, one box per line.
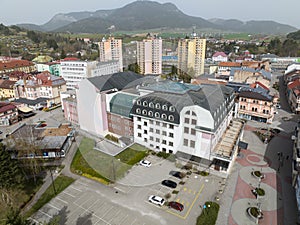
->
[148, 195, 165, 206]
[140, 159, 151, 167]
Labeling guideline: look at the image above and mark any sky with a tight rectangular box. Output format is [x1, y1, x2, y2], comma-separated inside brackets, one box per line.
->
[1, 0, 299, 28]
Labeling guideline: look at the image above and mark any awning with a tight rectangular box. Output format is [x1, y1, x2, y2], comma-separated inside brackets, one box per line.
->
[18, 106, 33, 113]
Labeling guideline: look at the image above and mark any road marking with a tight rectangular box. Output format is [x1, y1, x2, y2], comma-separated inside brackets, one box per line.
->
[48, 203, 60, 211]
[131, 218, 137, 225]
[56, 197, 68, 204]
[70, 186, 82, 192]
[166, 183, 204, 220]
[38, 210, 52, 218]
[62, 191, 75, 198]
[77, 181, 89, 186]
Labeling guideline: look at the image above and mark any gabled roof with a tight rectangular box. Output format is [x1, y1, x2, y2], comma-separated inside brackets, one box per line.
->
[0, 102, 16, 113]
[0, 79, 16, 89]
[219, 62, 241, 67]
[239, 89, 273, 102]
[87, 71, 143, 92]
[288, 79, 300, 89]
[0, 60, 34, 70]
[213, 52, 227, 57]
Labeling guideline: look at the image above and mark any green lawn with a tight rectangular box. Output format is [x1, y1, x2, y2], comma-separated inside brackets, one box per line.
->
[71, 138, 149, 183]
[197, 201, 220, 225]
[25, 175, 74, 218]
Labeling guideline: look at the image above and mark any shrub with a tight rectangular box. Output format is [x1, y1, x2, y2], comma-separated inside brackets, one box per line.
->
[179, 181, 185, 185]
[172, 190, 179, 194]
[165, 193, 171, 199]
[183, 163, 193, 170]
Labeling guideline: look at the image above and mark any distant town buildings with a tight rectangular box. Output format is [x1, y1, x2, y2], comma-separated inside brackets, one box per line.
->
[137, 36, 162, 75]
[0, 59, 36, 76]
[212, 52, 228, 63]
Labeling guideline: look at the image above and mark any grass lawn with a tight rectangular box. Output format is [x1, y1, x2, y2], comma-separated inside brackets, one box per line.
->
[71, 138, 149, 183]
[0, 178, 43, 224]
[197, 201, 220, 225]
[25, 175, 74, 218]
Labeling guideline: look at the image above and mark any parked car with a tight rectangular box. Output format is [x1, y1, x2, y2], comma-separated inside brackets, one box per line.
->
[139, 159, 151, 167]
[168, 201, 184, 211]
[169, 171, 185, 179]
[161, 179, 177, 188]
[148, 195, 165, 206]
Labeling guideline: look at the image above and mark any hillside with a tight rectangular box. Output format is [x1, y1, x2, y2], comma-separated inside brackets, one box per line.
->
[16, 1, 298, 34]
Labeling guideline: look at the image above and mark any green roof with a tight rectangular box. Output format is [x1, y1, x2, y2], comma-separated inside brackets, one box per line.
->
[110, 93, 137, 118]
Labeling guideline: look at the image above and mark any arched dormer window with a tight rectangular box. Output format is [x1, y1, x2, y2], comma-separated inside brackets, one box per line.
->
[155, 103, 161, 109]
[142, 109, 147, 115]
[137, 100, 141, 105]
[143, 101, 148, 107]
[148, 111, 153, 117]
[169, 115, 174, 121]
[155, 112, 160, 118]
[149, 102, 154, 108]
[162, 114, 167, 120]
[170, 106, 175, 112]
[162, 105, 168, 111]
[136, 108, 141, 114]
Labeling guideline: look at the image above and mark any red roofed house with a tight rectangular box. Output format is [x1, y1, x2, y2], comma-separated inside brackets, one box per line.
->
[287, 79, 300, 114]
[212, 52, 228, 63]
[0, 59, 36, 76]
[0, 102, 18, 126]
[14, 71, 67, 110]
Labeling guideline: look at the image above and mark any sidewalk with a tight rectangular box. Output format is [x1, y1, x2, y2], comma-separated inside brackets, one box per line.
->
[216, 123, 297, 225]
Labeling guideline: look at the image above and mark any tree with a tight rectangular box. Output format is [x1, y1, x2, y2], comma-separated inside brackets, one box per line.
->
[46, 39, 58, 50]
[5, 208, 34, 225]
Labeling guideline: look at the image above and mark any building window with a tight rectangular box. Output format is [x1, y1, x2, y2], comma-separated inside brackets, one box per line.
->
[155, 103, 161, 109]
[240, 105, 243, 109]
[169, 132, 174, 138]
[184, 139, 188, 146]
[191, 119, 197, 125]
[191, 128, 196, 135]
[156, 129, 160, 134]
[184, 127, 189, 133]
[144, 138, 148, 142]
[190, 140, 195, 148]
[156, 138, 160, 142]
[162, 123, 167, 127]
[143, 101, 148, 107]
[169, 124, 174, 129]
[155, 112, 160, 118]
[169, 115, 174, 121]
[169, 142, 173, 147]
[142, 109, 147, 115]
[162, 131, 167, 136]
[150, 136, 153, 141]
[150, 120, 153, 124]
[156, 121, 160, 125]
[137, 125, 141, 129]
[162, 114, 167, 120]
[136, 108, 141, 114]
[150, 128, 153, 132]
[192, 111, 196, 116]
[162, 105, 168, 111]
[149, 102, 154, 108]
[170, 106, 175, 112]
[144, 130, 147, 134]
[144, 121, 148, 126]
[138, 133, 142, 137]
[186, 110, 190, 115]
[162, 140, 167, 144]
[184, 118, 189, 123]
[137, 100, 141, 105]
[148, 111, 153, 117]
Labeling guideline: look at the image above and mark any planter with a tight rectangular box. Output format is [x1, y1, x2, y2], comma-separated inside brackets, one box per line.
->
[252, 188, 265, 197]
[247, 207, 263, 221]
[251, 171, 265, 179]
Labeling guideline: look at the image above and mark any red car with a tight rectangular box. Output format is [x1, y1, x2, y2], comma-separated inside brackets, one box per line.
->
[168, 201, 184, 211]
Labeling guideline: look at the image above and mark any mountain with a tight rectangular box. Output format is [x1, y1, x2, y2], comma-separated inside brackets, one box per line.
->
[208, 18, 297, 34]
[17, 1, 298, 34]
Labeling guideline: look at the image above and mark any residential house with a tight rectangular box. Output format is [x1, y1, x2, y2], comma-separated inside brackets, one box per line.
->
[212, 52, 228, 63]
[0, 102, 18, 126]
[0, 59, 36, 76]
[292, 123, 300, 224]
[237, 88, 275, 123]
[0, 79, 16, 99]
[287, 79, 300, 114]
[14, 71, 66, 110]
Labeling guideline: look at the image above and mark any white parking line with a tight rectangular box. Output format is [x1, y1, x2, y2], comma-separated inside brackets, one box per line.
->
[38, 210, 52, 218]
[56, 197, 68, 204]
[131, 218, 137, 225]
[121, 214, 129, 224]
[101, 205, 114, 219]
[62, 191, 76, 198]
[70, 186, 82, 192]
[76, 181, 89, 186]
[48, 203, 61, 211]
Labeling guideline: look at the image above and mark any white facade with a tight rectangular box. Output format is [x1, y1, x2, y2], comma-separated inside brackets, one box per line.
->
[91, 61, 121, 77]
[137, 38, 162, 75]
[61, 60, 97, 90]
[36, 63, 50, 72]
[285, 63, 300, 75]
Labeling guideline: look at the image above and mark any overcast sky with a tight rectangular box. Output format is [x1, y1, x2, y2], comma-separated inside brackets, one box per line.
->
[1, 0, 299, 28]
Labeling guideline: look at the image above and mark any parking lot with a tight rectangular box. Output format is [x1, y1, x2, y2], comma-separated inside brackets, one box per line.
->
[32, 155, 224, 225]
